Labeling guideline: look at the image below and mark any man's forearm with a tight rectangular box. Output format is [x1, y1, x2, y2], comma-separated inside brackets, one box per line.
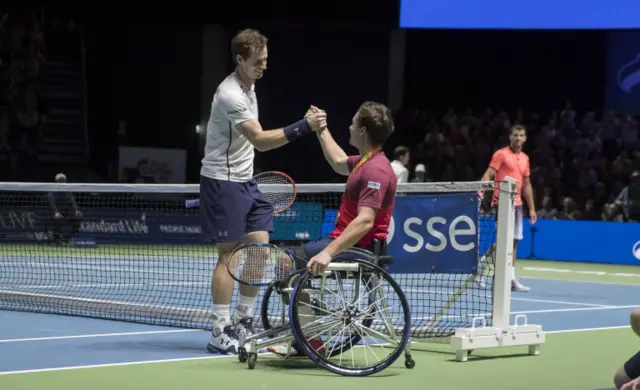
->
[317, 129, 348, 170]
[322, 216, 373, 257]
[253, 128, 290, 152]
[524, 182, 535, 210]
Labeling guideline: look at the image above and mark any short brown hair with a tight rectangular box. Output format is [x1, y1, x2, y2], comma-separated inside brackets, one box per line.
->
[231, 29, 268, 65]
[356, 101, 394, 147]
[394, 146, 409, 160]
[510, 124, 526, 135]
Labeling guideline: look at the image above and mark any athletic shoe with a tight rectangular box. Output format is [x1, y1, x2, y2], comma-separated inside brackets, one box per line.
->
[267, 338, 325, 358]
[511, 279, 530, 292]
[207, 324, 239, 354]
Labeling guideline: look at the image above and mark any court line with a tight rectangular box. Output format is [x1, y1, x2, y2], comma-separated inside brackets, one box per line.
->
[522, 275, 640, 287]
[510, 297, 609, 307]
[546, 325, 630, 334]
[523, 266, 640, 279]
[2, 305, 635, 345]
[0, 354, 248, 376]
[405, 288, 612, 308]
[0, 329, 201, 343]
[0, 325, 633, 376]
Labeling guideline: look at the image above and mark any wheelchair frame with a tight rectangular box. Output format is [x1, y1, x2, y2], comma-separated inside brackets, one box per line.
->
[237, 251, 415, 376]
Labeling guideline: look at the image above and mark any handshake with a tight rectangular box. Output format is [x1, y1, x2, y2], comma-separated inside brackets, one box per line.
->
[304, 105, 328, 133]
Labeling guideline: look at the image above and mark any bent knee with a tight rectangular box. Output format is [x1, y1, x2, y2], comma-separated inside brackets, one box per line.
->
[615, 366, 632, 389]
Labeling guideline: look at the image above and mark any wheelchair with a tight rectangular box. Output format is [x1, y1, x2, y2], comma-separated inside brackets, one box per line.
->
[236, 243, 415, 377]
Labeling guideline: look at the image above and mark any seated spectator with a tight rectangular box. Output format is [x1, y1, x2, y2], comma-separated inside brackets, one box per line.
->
[537, 196, 558, 220]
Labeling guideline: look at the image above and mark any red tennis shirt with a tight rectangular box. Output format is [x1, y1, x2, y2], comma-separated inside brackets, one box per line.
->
[329, 151, 397, 248]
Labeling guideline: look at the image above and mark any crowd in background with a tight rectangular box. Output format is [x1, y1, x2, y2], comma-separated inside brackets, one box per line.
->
[392, 103, 640, 223]
[0, 6, 638, 226]
[0, 9, 48, 180]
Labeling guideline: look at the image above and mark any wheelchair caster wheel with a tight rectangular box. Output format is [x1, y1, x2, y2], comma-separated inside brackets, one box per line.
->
[247, 353, 257, 369]
[238, 347, 248, 363]
[404, 358, 415, 369]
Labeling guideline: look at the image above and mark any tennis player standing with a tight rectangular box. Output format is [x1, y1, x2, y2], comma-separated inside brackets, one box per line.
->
[200, 28, 326, 354]
[477, 125, 537, 292]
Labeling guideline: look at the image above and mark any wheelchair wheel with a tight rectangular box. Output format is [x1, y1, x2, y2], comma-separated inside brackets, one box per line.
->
[289, 257, 412, 377]
[262, 277, 375, 354]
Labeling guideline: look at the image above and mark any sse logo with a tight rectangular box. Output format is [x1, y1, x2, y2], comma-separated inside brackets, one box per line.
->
[387, 215, 477, 253]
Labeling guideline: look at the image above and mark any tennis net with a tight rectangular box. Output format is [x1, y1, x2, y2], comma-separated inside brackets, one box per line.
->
[0, 180, 508, 340]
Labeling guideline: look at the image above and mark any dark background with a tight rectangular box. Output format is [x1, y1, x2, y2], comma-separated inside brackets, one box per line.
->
[12, 0, 614, 183]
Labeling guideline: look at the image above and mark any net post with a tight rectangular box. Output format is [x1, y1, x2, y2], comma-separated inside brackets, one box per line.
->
[449, 176, 545, 361]
[492, 176, 517, 329]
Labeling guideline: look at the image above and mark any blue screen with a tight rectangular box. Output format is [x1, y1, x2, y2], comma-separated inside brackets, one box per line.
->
[400, 0, 640, 29]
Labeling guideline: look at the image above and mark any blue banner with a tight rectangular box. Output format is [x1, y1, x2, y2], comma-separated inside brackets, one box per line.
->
[517, 218, 640, 265]
[386, 194, 480, 273]
[0, 193, 484, 274]
[605, 31, 640, 114]
[400, 0, 640, 29]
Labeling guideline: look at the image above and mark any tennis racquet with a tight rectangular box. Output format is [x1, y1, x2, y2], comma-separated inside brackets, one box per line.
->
[184, 170, 296, 214]
[252, 170, 296, 213]
[225, 242, 302, 287]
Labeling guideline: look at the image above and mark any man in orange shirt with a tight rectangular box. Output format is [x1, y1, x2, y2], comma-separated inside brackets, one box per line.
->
[477, 125, 537, 292]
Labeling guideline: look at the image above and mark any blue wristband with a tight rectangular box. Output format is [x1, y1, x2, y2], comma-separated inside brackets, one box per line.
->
[283, 119, 313, 142]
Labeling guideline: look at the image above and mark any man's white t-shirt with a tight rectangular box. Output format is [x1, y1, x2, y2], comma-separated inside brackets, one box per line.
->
[391, 160, 409, 184]
[200, 73, 258, 182]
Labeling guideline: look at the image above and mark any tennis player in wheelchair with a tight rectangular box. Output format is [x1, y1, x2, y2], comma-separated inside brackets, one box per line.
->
[267, 101, 397, 357]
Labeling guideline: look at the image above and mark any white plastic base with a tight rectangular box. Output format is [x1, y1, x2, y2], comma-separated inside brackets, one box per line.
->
[449, 315, 545, 362]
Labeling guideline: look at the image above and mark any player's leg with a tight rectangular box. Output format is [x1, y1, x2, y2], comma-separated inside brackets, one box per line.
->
[511, 205, 530, 292]
[615, 352, 640, 389]
[200, 176, 252, 354]
[232, 180, 275, 340]
[614, 309, 640, 388]
[267, 238, 332, 357]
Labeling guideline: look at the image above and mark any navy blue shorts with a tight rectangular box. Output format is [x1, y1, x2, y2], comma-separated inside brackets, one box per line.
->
[293, 238, 386, 269]
[200, 175, 274, 243]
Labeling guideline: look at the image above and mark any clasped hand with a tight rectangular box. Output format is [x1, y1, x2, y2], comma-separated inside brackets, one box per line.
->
[305, 105, 327, 132]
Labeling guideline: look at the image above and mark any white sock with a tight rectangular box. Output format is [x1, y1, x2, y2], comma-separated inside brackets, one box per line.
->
[212, 304, 231, 333]
[511, 264, 516, 281]
[233, 294, 256, 321]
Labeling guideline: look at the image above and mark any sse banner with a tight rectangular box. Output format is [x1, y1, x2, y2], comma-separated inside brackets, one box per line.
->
[386, 193, 480, 274]
[400, 0, 640, 30]
[0, 194, 483, 274]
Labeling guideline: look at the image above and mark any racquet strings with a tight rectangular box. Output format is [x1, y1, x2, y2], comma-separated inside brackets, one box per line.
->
[254, 172, 295, 213]
[229, 245, 296, 285]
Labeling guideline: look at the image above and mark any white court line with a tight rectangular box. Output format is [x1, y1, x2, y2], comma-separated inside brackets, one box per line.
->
[0, 353, 254, 376]
[546, 325, 630, 334]
[511, 304, 637, 315]
[405, 288, 611, 308]
[0, 329, 201, 343]
[511, 297, 609, 307]
[522, 275, 640, 287]
[0, 325, 633, 376]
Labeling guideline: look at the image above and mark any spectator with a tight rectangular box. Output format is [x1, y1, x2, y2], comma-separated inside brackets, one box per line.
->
[47, 173, 82, 245]
[537, 196, 558, 220]
[391, 145, 410, 184]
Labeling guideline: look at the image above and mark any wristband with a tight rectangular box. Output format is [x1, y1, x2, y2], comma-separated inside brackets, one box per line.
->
[283, 119, 312, 142]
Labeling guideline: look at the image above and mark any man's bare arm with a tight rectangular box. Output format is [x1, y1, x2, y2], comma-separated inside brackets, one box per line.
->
[316, 128, 349, 176]
[523, 176, 535, 211]
[321, 206, 376, 257]
[481, 167, 496, 181]
[236, 113, 324, 152]
[236, 120, 293, 152]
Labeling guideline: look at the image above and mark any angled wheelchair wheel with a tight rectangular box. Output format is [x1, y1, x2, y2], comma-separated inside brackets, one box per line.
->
[289, 257, 412, 377]
[261, 276, 374, 352]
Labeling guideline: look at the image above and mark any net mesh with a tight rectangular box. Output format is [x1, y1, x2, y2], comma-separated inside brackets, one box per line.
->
[0, 181, 506, 340]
